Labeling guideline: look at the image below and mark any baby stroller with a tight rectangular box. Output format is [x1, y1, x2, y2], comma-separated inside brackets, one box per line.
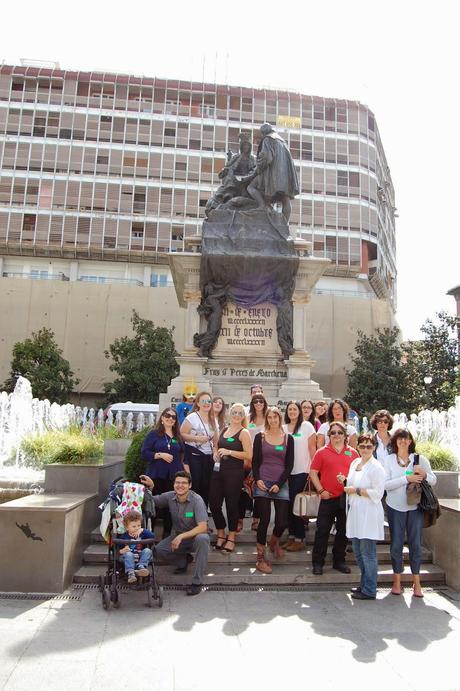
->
[98, 477, 164, 609]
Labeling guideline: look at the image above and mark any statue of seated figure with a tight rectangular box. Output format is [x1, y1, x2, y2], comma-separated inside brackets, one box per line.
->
[205, 132, 257, 217]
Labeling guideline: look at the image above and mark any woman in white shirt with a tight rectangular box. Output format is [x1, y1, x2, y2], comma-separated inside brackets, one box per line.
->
[338, 432, 385, 600]
[370, 409, 393, 465]
[317, 399, 357, 450]
[384, 428, 437, 598]
[282, 401, 316, 552]
[180, 391, 217, 508]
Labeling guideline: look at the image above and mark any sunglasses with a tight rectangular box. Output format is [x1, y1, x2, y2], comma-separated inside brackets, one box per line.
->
[358, 444, 374, 450]
[230, 410, 245, 416]
[329, 430, 345, 436]
[163, 412, 176, 420]
[200, 399, 212, 404]
[376, 419, 389, 424]
[253, 398, 264, 404]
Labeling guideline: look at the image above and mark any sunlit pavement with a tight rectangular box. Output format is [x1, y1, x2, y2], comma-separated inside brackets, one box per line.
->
[1, 587, 459, 690]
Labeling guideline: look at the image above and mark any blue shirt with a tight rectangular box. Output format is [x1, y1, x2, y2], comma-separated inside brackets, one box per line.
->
[141, 430, 184, 480]
[118, 529, 155, 552]
[176, 402, 193, 425]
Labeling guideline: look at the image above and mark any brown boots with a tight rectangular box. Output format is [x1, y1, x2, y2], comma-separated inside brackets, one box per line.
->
[269, 534, 285, 560]
[255, 544, 272, 574]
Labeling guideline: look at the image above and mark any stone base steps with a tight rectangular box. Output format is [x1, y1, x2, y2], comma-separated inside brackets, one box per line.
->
[83, 541, 432, 566]
[73, 562, 445, 587]
[77, 517, 445, 588]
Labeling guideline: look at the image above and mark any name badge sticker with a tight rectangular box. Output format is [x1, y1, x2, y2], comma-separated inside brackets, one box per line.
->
[293, 432, 302, 438]
[171, 438, 178, 444]
[227, 437, 235, 442]
[275, 445, 284, 451]
[249, 424, 256, 428]
[185, 511, 194, 518]
[344, 451, 352, 456]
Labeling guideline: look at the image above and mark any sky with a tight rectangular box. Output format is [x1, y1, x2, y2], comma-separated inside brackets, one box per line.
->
[2, 0, 459, 339]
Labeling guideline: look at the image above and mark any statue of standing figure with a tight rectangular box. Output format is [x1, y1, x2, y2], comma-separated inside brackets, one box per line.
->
[247, 123, 299, 222]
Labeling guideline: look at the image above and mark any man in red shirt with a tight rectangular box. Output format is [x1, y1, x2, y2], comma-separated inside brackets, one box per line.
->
[310, 421, 359, 575]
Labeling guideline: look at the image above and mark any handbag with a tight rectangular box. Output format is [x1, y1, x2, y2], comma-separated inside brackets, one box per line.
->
[406, 454, 422, 505]
[293, 477, 320, 518]
[419, 480, 441, 528]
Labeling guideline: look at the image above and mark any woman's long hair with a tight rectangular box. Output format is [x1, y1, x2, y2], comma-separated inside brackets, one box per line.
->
[155, 407, 182, 440]
[191, 391, 216, 430]
[284, 401, 303, 435]
[300, 399, 316, 426]
[212, 396, 227, 431]
[249, 394, 268, 423]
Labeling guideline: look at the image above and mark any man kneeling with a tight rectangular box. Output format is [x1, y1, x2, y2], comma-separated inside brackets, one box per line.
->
[140, 470, 210, 596]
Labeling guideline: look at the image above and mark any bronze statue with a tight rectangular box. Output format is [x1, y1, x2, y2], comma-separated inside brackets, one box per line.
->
[205, 132, 257, 217]
[247, 123, 299, 222]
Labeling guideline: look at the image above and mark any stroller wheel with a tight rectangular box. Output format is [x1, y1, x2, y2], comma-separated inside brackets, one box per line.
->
[157, 586, 164, 608]
[146, 587, 153, 608]
[110, 588, 120, 608]
[102, 587, 111, 610]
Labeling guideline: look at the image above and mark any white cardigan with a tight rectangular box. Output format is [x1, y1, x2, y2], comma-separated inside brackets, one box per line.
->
[346, 457, 385, 540]
[384, 453, 437, 512]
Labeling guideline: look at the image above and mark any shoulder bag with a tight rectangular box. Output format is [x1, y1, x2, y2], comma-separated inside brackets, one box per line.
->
[293, 476, 321, 518]
[406, 454, 422, 505]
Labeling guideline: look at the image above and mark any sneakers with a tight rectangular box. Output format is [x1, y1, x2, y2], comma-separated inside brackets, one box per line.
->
[135, 566, 150, 578]
[351, 591, 376, 600]
[127, 570, 137, 584]
[312, 565, 323, 575]
[186, 583, 202, 596]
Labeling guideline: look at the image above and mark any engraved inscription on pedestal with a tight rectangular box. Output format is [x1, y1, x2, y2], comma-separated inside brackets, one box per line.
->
[215, 302, 281, 356]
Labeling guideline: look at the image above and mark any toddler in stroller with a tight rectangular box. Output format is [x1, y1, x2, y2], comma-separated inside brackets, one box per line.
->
[99, 478, 163, 608]
[119, 510, 154, 583]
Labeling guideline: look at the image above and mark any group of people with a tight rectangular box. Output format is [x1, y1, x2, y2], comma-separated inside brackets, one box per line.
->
[127, 388, 436, 598]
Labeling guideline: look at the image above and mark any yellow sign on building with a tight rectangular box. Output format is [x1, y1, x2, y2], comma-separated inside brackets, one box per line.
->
[276, 115, 301, 129]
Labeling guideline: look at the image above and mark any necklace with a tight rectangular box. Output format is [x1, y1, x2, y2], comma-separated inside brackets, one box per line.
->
[397, 455, 410, 468]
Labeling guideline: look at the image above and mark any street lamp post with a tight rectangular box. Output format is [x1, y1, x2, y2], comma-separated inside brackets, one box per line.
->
[423, 375, 433, 409]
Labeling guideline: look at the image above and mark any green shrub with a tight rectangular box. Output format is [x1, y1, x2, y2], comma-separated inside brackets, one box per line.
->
[416, 441, 459, 471]
[19, 427, 104, 468]
[124, 427, 152, 481]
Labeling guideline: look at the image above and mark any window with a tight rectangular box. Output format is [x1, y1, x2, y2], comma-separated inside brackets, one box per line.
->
[22, 214, 36, 231]
[151, 273, 168, 287]
[131, 223, 144, 238]
[175, 161, 186, 171]
[97, 155, 109, 164]
[164, 127, 176, 137]
[12, 80, 25, 92]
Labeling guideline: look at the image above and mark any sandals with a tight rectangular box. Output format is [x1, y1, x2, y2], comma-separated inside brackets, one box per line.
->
[221, 539, 235, 553]
[215, 535, 227, 550]
[236, 519, 244, 533]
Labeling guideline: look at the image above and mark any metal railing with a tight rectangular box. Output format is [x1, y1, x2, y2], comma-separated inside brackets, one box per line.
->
[77, 276, 143, 286]
[2, 272, 69, 281]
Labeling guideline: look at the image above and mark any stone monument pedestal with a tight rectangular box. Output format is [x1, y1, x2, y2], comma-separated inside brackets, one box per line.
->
[160, 212, 330, 407]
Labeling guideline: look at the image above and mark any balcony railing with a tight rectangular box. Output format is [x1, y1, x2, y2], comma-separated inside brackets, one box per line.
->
[2, 272, 69, 281]
[77, 276, 143, 286]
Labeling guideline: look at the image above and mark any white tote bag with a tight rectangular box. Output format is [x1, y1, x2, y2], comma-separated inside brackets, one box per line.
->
[293, 478, 321, 518]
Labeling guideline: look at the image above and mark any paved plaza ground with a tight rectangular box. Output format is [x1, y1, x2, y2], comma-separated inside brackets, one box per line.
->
[1, 586, 459, 691]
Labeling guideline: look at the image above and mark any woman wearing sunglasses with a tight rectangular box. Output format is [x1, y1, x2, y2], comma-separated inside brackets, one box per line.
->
[370, 409, 394, 465]
[180, 391, 217, 509]
[209, 403, 253, 553]
[337, 432, 385, 600]
[141, 407, 184, 538]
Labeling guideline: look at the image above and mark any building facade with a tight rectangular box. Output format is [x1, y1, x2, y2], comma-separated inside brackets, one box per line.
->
[0, 63, 397, 403]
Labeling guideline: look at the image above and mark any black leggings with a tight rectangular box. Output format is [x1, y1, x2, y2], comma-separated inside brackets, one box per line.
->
[209, 459, 244, 532]
[185, 446, 214, 509]
[254, 497, 289, 545]
[151, 476, 174, 537]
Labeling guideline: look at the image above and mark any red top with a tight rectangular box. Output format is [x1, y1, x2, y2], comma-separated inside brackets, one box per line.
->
[310, 444, 359, 497]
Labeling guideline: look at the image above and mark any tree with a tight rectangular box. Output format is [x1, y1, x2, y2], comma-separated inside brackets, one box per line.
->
[3, 328, 79, 403]
[403, 311, 459, 410]
[104, 310, 179, 404]
[345, 327, 410, 416]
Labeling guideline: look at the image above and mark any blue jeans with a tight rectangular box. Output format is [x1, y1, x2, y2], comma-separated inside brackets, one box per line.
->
[387, 506, 423, 574]
[120, 548, 152, 573]
[351, 538, 378, 596]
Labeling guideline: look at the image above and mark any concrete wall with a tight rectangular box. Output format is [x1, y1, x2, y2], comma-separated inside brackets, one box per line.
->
[0, 277, 394, 402]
